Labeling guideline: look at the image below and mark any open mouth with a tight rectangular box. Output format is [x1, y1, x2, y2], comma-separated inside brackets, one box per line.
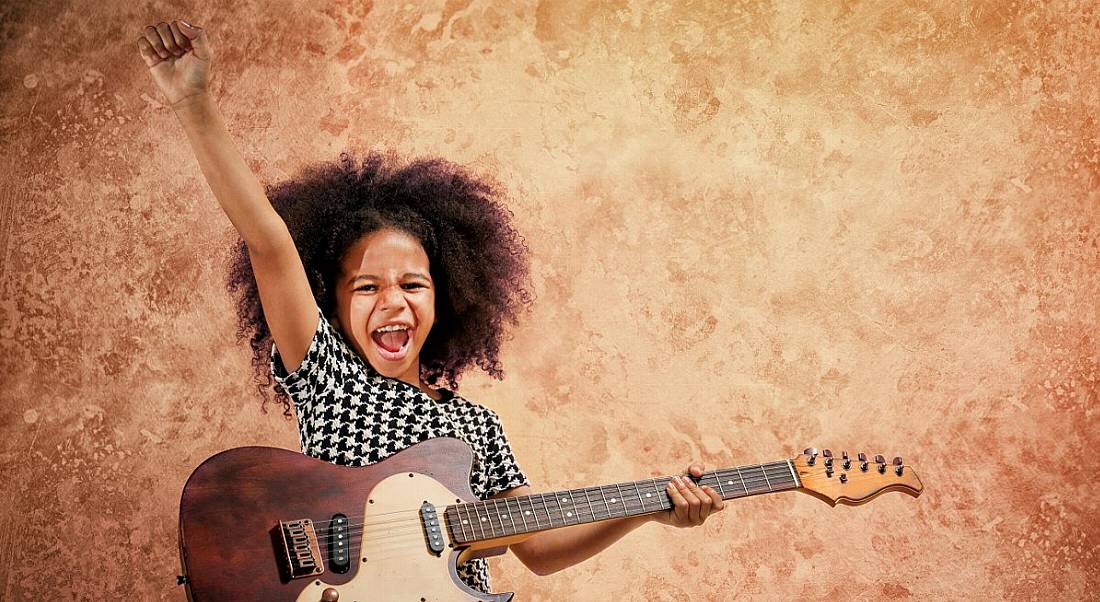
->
[370, 325, 412, 361]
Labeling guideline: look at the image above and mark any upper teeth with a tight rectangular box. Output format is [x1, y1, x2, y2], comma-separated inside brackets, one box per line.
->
[374, 324, 409, 333]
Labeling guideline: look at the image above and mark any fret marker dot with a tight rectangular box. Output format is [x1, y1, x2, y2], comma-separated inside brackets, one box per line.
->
[524, 511, 531, 516]
[462, 519, 468, 524]
[480, 518, 486, 522]
[503, 514, 509, 519]
[645, 493, 652, 498]
[727, 481, 734, 486]
[561, 498, 569, 503]
[566, 511, 573, 517]
[610, 498, 617, 503]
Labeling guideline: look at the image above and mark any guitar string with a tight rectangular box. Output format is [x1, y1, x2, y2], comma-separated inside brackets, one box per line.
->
[302, 467, 797, 537]
[302, 462, 905, 540]
[275, 465, 910, 549]
[301, 467, 917, 564]
[299, 462, 797, 531]
[265, 471, 799, 553]
[305, 466, 908, 547]
[258, 468, 915, 562]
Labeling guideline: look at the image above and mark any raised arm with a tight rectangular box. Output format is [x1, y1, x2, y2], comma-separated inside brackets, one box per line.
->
[137, 20, 317, 373]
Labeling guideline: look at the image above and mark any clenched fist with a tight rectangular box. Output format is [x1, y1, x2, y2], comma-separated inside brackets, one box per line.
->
[137, 20, 211, 107]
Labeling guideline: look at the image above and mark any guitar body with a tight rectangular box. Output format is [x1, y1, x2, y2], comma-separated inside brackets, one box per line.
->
[178, 437, 513, 602]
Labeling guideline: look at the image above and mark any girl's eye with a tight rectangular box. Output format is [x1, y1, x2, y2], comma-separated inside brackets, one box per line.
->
[355, 283, 425, 292]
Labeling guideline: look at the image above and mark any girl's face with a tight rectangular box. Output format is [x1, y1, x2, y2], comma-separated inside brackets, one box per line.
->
[333, 228, 436, 392]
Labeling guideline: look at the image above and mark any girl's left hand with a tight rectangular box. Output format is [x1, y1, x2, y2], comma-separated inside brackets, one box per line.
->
[651, 464, 725, 528]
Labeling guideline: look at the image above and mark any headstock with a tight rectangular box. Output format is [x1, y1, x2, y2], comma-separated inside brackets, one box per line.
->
[793, 447, 923, 506]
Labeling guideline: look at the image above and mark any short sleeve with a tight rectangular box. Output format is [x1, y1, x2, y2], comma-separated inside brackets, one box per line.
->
[479, 410, 530, 499]
[270, 306, 342, 412]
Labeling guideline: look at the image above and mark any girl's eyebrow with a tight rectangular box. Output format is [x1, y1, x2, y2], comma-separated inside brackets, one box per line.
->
[348, 272, 431, 285]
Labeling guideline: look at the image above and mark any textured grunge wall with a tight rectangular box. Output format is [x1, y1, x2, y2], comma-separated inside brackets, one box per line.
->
[1, 1, 1097, 600]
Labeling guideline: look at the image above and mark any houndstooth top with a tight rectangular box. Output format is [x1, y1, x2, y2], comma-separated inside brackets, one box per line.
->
[270, 306, 529, 594]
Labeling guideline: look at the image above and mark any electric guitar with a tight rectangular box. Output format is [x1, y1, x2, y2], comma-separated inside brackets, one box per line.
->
[177, 437, 923, 601]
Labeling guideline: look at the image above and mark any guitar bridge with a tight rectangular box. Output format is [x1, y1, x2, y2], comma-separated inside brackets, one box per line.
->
[278, 519, 324, 580]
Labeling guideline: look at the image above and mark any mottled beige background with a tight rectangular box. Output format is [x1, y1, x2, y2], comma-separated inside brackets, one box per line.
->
[1, 0, 1097, 600]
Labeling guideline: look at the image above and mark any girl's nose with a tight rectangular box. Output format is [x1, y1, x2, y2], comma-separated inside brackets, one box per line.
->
[378, 283, 408, 309]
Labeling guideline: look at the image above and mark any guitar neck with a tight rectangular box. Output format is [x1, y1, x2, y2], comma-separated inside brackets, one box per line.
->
[444, 459, 800, 545]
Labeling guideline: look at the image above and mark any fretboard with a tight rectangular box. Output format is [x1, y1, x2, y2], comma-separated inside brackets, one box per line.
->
[444, 460, 800, 545]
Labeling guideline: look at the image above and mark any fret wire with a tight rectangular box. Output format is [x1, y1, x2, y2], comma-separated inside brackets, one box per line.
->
[475, 504, 485, 539]
[466, 502, 479, 539]
[501, 499, 512, 537]
[583, 487, 598, 522]
[736, 467, 750, 495]
[463, 503, 474, 540]
[529, 495, 541, 530]
[511, 497, 529, 533]
[650, 478, 663, 510]
[504, 498, 519, 536]
[484, 498, 498, 537]
[633, 481, 646, 514]
[463, 505, 475, 541]
[529, 494, 541, 526]
[547, 495, 563, 528]
[532, 495, 550, 523]
[613, 483, 626, 517]
[454, 506, 470, 543]
[551, 491, 567, 524]
[479, 501, 492, 539]
[760, 464, 774, 490]
[600, 484, 613, 518]
[546, 492, 560, 526]
[491, 498, 507, 537]
[532, 497, 544, 530]
[713, 471, 726, 497]
[474, 501, 492, 538]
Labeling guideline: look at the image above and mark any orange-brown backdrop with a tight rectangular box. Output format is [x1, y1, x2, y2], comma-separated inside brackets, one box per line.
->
[1, 1, 1097, 600]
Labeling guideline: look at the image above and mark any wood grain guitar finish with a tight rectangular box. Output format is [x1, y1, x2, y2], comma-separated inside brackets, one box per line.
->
[178, 439, 922, 601]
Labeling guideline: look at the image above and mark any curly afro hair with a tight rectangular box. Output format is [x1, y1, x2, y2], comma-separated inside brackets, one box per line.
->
[225, 150, 536, 415]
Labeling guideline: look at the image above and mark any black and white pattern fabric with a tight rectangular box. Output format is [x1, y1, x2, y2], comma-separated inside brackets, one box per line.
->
[270, 306, 529, 594]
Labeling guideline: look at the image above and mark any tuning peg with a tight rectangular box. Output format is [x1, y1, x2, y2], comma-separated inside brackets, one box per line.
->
[875, 454, 886, 474]
[822, 449, 833, 469]
[842, 451, 851, 470]
[893, 456, 904, 476]
[803, 447, 818, 466]
[858, 452, 868, 472]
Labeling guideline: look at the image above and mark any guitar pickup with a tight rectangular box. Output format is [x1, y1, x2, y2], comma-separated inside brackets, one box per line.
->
[420, 502, 445, 555]
[278, 519, 323, 580]
[328, 514, 350, 573]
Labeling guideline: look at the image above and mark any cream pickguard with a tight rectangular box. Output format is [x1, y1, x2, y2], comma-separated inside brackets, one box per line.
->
[295, 472, 480, 602]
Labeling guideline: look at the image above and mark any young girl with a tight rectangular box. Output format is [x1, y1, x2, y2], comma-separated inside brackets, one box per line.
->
[139, 19, 724, 595]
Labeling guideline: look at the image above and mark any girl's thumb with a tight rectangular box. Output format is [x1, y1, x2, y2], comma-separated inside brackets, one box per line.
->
[177, 20, 211, 60]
